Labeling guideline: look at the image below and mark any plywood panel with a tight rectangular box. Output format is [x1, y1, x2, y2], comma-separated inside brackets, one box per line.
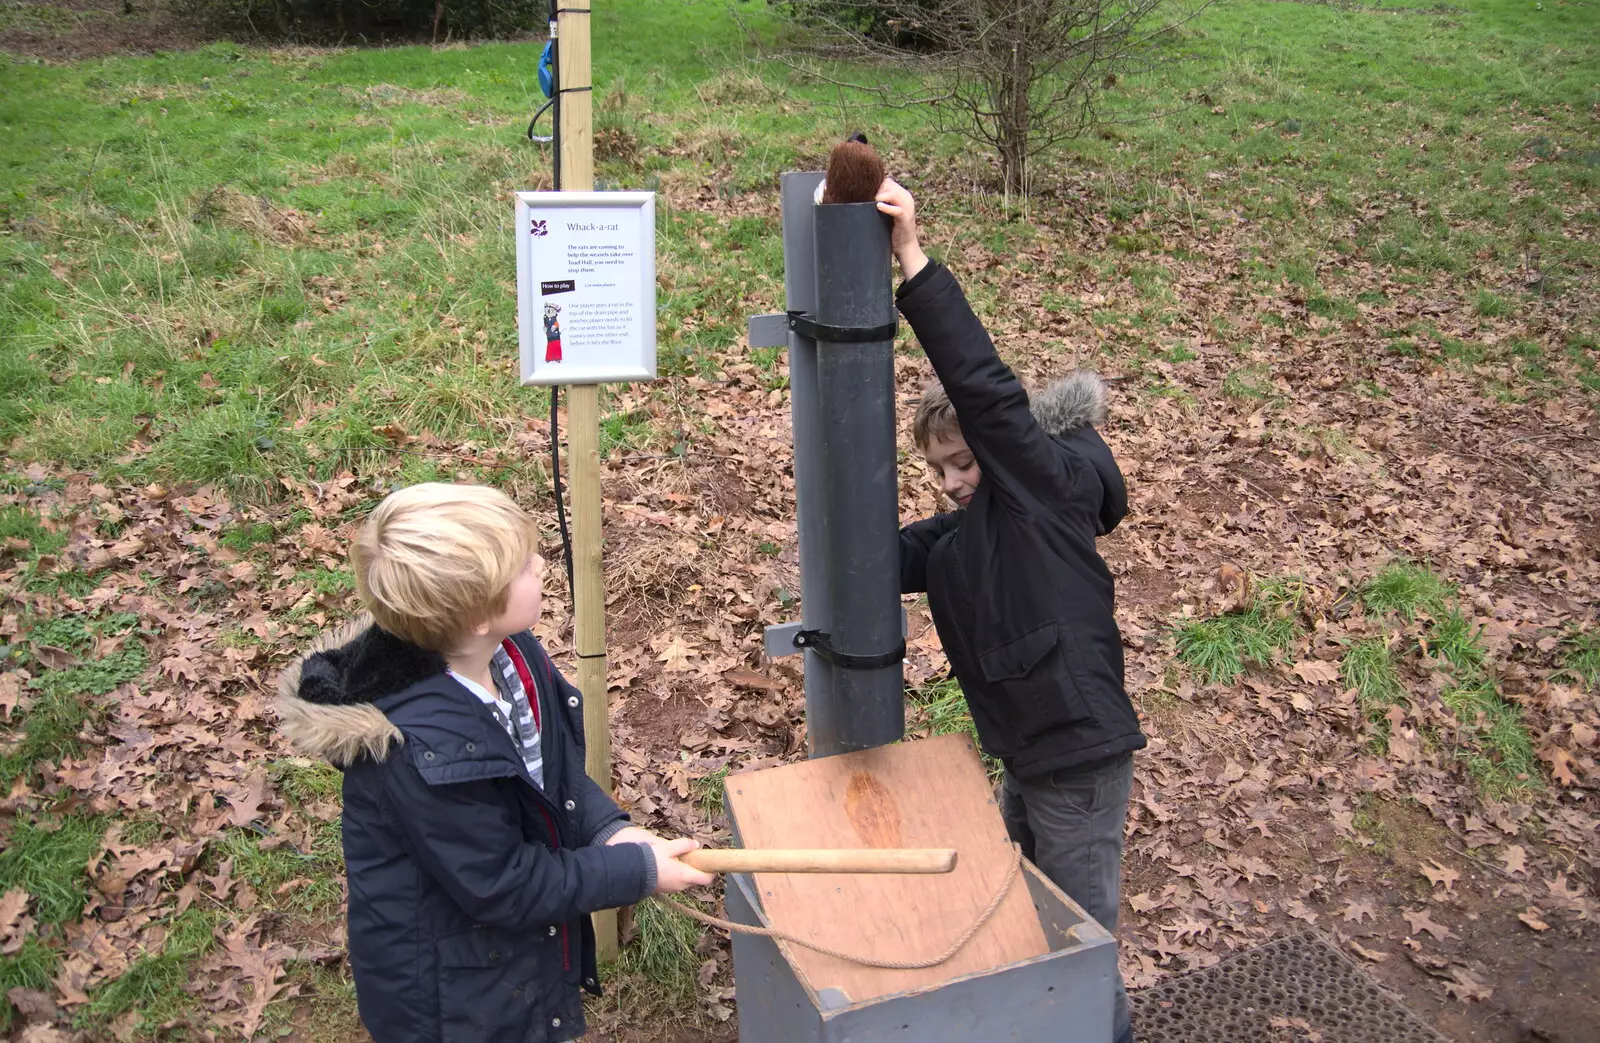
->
[725, 733, 1049, 1005]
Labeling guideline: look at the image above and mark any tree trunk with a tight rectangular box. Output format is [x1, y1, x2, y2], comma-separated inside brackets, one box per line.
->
[996, 46, 1031, 196]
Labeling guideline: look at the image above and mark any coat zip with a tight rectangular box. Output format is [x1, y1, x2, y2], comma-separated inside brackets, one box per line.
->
[502, 638, 572, 971]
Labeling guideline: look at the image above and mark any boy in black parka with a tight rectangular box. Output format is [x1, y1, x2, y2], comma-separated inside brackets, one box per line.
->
[879, 180, 1146, 1043]
[275, 482, 712, 1043]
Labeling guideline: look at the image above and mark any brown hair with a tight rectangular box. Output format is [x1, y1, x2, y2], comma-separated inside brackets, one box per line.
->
[912, 381, 961, 451]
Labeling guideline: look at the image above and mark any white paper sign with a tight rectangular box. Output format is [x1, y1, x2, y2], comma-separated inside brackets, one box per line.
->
[515, 191, 656, 385]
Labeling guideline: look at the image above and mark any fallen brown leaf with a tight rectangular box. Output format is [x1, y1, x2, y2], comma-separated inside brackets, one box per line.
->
[1128, 892, 1164, 913]
[1342, 899, 1377, 924]
[0, 890, 29, 932]
[0, 673, 26, 720]
[1285, 898, 1320, 924]
[722, 668, 780, 691]
[1540, 744, 1580, 786]
[1402, 907, 1456, 941]
[6, 987, 58, 1023]
[1442, 965, 1493, 1003]
[1348, 940, 1389, 963]
[1292, 659, 1341, 686]
[1420, 859, 1460, 895]
[1517, 908, 1550, 932]
[656, 636, 696, 672]
[31, 645, 81, 670]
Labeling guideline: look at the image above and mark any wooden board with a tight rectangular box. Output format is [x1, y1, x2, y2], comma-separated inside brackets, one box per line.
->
[725, 733, 1049, 1005]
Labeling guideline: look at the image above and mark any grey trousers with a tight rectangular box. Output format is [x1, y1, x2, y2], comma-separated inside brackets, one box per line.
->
[1001, 753, 1135, 1043]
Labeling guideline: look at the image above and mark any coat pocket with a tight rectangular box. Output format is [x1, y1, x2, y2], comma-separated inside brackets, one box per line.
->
[436, 930, 543, 1043]
[976, 622, 1090, 737]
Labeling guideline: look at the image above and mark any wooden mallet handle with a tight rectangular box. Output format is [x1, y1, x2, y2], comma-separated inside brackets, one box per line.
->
[680, 848, 957, 875]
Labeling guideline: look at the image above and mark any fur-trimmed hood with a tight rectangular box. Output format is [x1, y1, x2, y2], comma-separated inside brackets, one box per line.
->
[1032, 369, 1109, 436]
[276, 614, 447, 766]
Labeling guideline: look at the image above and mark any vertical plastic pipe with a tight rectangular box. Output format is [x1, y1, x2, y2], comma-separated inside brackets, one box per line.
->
[778, 173, 841, 757]
[811, 201, 905, 752]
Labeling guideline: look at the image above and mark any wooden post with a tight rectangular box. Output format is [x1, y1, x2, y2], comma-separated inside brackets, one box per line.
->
[555, 1, 617, 963]
[568, 384, 609, 801]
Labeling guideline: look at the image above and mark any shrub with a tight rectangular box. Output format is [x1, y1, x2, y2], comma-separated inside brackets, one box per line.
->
[173, 0, 546, 42]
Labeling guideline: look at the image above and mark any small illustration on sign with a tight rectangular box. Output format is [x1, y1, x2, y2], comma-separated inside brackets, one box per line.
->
[543, 302, 563, 363]
[530, 218, 548, 237]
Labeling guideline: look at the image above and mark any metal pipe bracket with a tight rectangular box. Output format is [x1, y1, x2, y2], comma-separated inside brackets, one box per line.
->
[787, 311, 898, 345]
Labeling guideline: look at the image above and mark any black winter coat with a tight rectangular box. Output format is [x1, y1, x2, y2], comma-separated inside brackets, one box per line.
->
[898, 262, 1147, 778]
[277, 621, 655, 1043]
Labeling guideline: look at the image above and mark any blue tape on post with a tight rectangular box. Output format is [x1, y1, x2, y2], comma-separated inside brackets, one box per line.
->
[539, 41, 555, 99]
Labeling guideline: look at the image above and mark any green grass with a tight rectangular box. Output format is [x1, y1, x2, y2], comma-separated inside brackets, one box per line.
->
[0, 936, 58, 1033]
[1343, 638, 1404, 720]
[1425, 607, 1488, 676]
[1556, 627, 1600, 691]
[1175, 611, 1298, 685]
[1222, 365, 1273, 401]
[693, 764, 731, 821]
[600, 405, 656, 457]
[1174, 578, 1303, 686]
[1475, 290, 1511, 318]
[270, 757, 344, 805]
[1362, 562, 1455, 620]
[80, 906, 221, 1034]
[214, 821, 345, 916]
[0, 812, 106, 926]
[0, 0, 1591, 496]
[617, 896, 702, 1008]
[219, 519, 277, 553]
[1441, 678, 1540, 798]
[0, 504, 66, 556]
[906, 678, 1001, 777]
[907, 678, 981, 747]
[2, 612, 148, 788]
[1355, 566, 1540, 796]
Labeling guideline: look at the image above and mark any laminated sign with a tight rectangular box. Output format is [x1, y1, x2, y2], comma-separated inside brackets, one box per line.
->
[515, 191, 657, 385]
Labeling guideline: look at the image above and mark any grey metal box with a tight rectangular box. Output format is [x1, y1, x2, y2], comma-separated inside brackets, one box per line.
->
[725, 860, 1117, 1043]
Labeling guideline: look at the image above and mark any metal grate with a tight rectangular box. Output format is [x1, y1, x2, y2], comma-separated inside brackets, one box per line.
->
[1130, 932, 1449, 1043]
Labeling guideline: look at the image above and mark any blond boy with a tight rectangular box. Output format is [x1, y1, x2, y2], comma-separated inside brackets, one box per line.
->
[277, 483, 710, 1043]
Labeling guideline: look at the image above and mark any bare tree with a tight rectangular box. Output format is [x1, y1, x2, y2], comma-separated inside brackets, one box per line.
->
[771, 0, 1204, 195]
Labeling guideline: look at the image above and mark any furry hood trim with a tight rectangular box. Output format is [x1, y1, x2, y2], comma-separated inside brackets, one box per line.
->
[275, 614, 446, 766]
[1032, 370, 1109, 435]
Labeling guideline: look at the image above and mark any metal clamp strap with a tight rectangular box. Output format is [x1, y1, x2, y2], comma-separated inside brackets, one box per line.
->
[793, 630, 906, 669]
[787, 311, 898, 344]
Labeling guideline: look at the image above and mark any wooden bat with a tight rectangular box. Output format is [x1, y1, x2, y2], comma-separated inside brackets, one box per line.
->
[680, 848, 957, 875]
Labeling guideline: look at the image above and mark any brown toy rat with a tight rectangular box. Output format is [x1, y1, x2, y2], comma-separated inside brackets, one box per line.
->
[820, 132, 886, 205]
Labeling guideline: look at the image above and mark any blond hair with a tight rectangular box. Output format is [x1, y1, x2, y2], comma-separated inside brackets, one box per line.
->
[912, 381, 961, 452]
[353, 483, 539, 651]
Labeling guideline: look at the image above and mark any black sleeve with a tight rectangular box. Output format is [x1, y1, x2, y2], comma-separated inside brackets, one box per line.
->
[896, 262, 1078, 513]
[1099, 447, 1128, 535]
[381, 754, 653, 932]
[900, 512, 960, 593]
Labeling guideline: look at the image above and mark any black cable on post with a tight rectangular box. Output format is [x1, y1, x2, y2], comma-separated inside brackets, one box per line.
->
[542, 0, 576, 603]
[550, 387, 575, 602]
